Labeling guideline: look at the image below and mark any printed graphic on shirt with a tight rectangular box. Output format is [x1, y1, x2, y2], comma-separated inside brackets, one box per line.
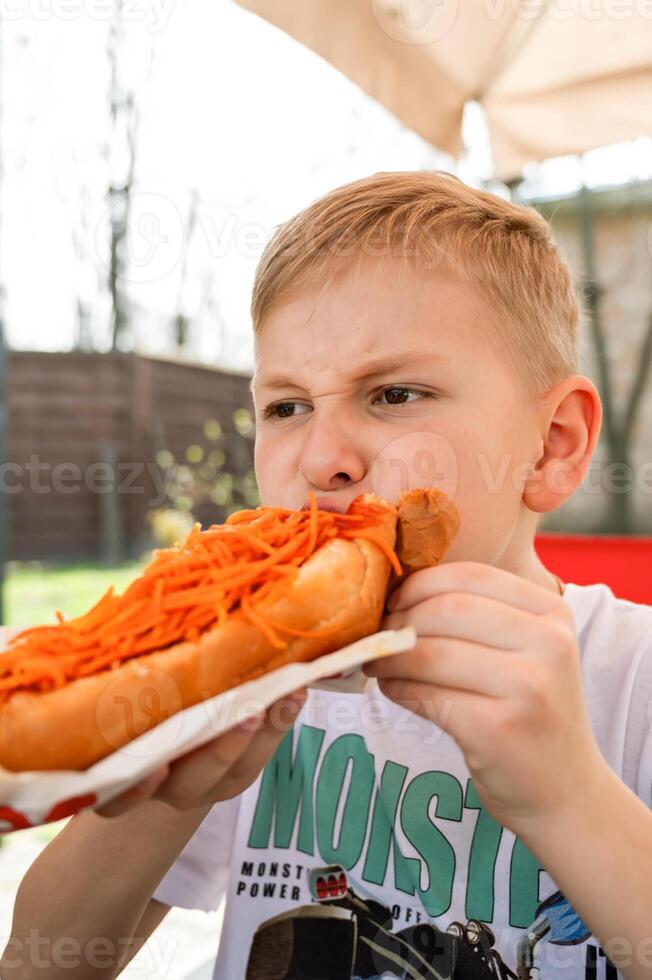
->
[246, 863, 518, 979]
[238, 724, 617, 980]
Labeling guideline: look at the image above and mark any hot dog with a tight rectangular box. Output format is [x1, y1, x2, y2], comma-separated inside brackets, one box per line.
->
[0, 487, 459, 772]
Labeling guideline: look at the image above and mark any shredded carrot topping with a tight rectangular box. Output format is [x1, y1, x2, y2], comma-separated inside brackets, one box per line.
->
[0, 493, 401, 702]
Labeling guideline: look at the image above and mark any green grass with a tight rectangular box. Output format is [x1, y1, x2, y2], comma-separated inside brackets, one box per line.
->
[4, 561, 148, 627]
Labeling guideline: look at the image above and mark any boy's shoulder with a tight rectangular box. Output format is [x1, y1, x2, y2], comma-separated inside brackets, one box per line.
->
[564, 579, 652, 627]
[564, 580, 652, 677]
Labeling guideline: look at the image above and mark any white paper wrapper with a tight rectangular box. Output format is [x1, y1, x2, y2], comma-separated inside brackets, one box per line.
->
[0, 626, 415, 833]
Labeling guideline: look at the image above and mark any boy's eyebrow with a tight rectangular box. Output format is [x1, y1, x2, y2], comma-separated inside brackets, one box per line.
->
[249, 351, 445, 395]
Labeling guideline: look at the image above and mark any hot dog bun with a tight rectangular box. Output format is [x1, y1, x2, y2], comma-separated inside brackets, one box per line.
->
[0, 494, 398, 772]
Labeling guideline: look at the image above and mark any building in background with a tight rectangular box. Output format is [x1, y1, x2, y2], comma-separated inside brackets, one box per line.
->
[530, 179, 652, 535]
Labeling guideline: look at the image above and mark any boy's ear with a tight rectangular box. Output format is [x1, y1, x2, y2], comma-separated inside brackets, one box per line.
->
[523, 374, 603, 514]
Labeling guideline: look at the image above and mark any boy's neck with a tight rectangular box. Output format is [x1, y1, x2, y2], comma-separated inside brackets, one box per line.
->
[498, 551, 563, 594]
[497, 516, 564, 595]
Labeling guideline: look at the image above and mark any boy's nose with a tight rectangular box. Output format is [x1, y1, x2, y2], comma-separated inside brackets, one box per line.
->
[298, 418, 367, 493]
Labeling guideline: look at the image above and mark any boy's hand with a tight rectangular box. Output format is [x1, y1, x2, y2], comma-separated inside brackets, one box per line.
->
[364, 562, 609, 834]
[96, 689, 307, 817]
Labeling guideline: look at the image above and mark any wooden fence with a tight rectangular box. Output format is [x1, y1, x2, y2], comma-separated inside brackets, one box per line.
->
[6, 352, 254, 561]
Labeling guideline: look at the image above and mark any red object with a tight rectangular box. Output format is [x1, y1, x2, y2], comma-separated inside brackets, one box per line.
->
[535, 533, 652, 605]
[45, 793, 98, 823]
[0, 792, 98, 834]
[0, 805, 33, 832]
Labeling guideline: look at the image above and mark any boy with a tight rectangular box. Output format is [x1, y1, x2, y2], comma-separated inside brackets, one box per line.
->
[3, 171, 652, 980]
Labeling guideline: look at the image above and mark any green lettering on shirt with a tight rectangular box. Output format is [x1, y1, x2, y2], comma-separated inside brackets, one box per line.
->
[464, 779, 503, 922]
[400, 771, 463, 916]
[315, 734, 375, 869]
[248, 724, 325, 854]
[510, 836, 545, 927]
[362, 760, 416, 897]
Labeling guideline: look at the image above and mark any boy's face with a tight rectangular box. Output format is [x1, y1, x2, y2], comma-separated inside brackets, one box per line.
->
[251, 257, 544, 566]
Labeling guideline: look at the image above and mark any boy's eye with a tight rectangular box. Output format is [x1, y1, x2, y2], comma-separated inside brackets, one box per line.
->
[261, 401, 310, 420]
[261, 386, 433, 420]
[375, 386, 429, 406]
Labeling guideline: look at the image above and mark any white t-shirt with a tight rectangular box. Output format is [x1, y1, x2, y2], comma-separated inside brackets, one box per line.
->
[154, 583, 652, 980]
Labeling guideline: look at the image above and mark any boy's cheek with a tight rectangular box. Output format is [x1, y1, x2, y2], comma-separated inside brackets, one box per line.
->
[440, 494, 520, 566]
[254, 449, 295, 508]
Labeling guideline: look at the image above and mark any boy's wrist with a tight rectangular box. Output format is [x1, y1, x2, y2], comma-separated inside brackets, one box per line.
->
[96, 793, 214, 837]
[512, 751, 616, 853]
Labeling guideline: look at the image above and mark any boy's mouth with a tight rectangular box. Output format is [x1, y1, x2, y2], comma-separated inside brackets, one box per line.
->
[300, 498, 349, 513]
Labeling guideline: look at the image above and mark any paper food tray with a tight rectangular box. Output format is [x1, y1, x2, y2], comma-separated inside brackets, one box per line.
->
[0, 626, 416, 832]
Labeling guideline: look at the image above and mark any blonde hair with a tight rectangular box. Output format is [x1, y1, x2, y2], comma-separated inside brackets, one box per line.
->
[251, 170, 579, 393]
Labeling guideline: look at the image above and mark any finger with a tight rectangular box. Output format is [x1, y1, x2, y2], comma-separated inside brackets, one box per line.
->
[388, 562, 562, 616]
[365, 637, 517, 698]
[153, 714, 266, 807]
[157, 689, 308, 808]
[203, 691, 307, 801]
[222, 690, 308, 781]
[96, 763, 171, 817]
[383, 591, 559, 651]
[264, 688, 308, 732]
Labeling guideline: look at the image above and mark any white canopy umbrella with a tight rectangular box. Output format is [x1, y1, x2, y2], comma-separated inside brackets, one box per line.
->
[235, 0, 652, 182]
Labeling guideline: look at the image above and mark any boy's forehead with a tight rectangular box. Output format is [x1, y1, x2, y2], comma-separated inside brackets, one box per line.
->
[250, 258, 509, 400]
[251, 348, 447, 395]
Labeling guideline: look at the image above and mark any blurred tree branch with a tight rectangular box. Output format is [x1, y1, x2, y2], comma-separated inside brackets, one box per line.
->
[105, 0, 154, 351]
